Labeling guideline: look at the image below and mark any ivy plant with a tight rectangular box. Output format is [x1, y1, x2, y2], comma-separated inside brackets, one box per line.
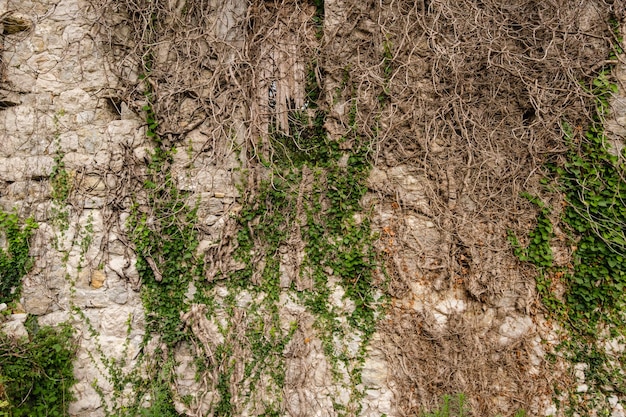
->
[0, 210, 38, 304]
[0, 319, 76, 417]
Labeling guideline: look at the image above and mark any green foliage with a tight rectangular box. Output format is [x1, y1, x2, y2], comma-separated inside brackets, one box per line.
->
[0, 320, 76, 417]
[0, 210, 38, 304]
[512, 193, 554, 268]
[137, 358, 179, 417]
[129, 79, 199, 347]
[130, 189, 198, 346]
[120, 74, 197, 416]
[550, 78, 626, 408]
[118, 9, 382, 411]
[420, 394, 467, 417]
[514, 47, 626, 414]
[309, 0, 324, 34]
[508, 194, 563, 314]
[235, 87, 379, 409]
[420, 394, 527, 417]
[50, 149, 71, 203]
[556, 111, 626, 326]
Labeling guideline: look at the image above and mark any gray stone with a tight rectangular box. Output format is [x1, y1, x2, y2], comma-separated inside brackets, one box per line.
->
[107, 284, 129, 305]
[22, 291, 53, 315]
[0, 88, 21, 108]
[100, 306, 136, 337]
[38, 310, 70, 327]
[9, 313, 28, 323]
[108, 256, 129, 279]
[0, 156, 55, 181]
[106, 120, 142, 145]
[73, 288, 108, 308]
[68, 381, 103, 415]
[1, 320, 28, 339]
[57, 88, 94, 114]
[498, 315, 534, 346]
[361, 356, 389, 388]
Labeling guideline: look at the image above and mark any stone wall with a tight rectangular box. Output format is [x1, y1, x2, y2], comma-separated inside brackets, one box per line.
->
[1, 0, 145, 413]
[0, 0, 625, 416]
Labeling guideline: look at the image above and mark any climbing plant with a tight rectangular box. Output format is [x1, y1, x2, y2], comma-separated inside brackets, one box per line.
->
[0, 210, 38, 304]
[513, 28, 626, 414]
[0, 319, 76, 417]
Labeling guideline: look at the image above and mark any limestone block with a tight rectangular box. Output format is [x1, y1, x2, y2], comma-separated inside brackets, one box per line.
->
[99, 305, 137, 338]
[107, 283, 129, 305]
[124, 258, 140, 289]
[5, 180, 50, 201]
[133, 146, 152, 163]
[49, 1, 81, 22]
[0, 88, 20, 108]
[62, 151, 110, 170]
[574, 362, 587, 383]
[62, 24, 86, 44]
[388, 165, 430, 208]
[76, 110, 96, 125]
[176, 167, 237, 195]
[362, 388, 394, 416]
[1, 105, 36, 137]
[1, 320, 28, 339]
[107, 255, 129, 279]
[38, 310, 70, 327]
[0, 135, 19, 158]
[405, 215, 441, 247]
[433, 297, 467, 327]
[361, 355, 389, 388]
[58, 131, 80, 152]
[56, 88, 94, 114]
[35, 74, 73, 93]
[366, 166, 388, 190]
[8, 313, 27, 324]
[27, 52, 62, 74]
[186, 128, 212, 154]
[106, 120, 142, 145]
[22, 290, 54, 315]
[68, 381, 103, 415]
[194, 193, 224, 217]
[73, 288, 108, 308]
[498, 315, 535, 346]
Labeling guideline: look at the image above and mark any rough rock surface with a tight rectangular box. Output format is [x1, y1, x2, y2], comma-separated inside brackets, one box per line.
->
[1, 0, 625, 416]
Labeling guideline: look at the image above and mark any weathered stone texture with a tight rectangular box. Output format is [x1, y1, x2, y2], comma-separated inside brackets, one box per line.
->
[1, 0, 625, 415]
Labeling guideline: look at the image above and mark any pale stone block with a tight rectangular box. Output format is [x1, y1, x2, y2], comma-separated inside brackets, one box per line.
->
[22, 289, 54, 315]
[73, 288, 108, 308]
[58, 131, 80, 152]
[106, 120, 142, 144]
[27, 52, 61, 73]
[1, 320, 28, 339]
[361, 356, 389, 388]
[498, 315, 535, 346]
[99, 305, 136, 338]
[68, 381, 103, 415]
[1, 105, 36, 137]
[107, 284, 129, 305]
[57, 88, 93, 114]
[38, 310, 70, 327]
[62, 24, 86, 44]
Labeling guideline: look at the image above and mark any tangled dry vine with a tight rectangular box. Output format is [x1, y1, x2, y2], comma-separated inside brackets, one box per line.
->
[85, 0, 624, 415]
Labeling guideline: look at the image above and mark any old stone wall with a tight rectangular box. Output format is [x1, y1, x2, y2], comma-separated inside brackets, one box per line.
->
[1, 0, 145, 413]
[0, 0, 625, 416]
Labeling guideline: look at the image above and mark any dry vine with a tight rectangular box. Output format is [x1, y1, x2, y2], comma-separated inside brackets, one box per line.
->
[87, 0, 624, 415]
